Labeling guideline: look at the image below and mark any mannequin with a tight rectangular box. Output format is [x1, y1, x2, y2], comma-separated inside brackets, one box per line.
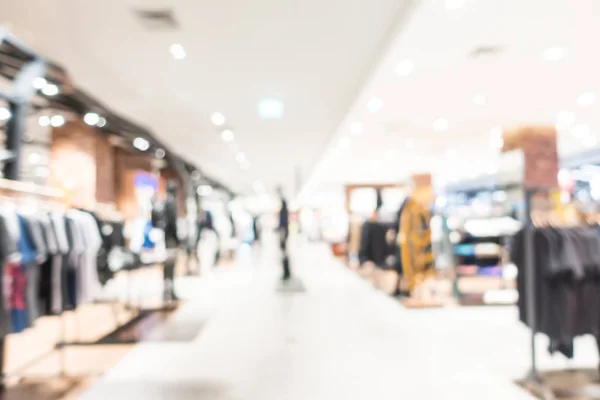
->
[152, 180, 180, 301]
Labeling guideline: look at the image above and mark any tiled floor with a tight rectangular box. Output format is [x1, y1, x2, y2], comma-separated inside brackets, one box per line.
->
[80, 237, 599, 399]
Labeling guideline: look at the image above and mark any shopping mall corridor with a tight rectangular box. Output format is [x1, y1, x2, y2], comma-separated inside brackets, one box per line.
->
[80, 237, 594, 400]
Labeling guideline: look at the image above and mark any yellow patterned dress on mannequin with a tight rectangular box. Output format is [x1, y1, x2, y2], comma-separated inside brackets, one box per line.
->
[398, 196, 435, 293]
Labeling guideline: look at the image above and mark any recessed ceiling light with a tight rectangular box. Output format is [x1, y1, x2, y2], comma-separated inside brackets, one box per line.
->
[395, 59, 414, 76]
[50, 115, 65, 127]
[38, 116, 50, 127]
[97, 117, 107, 128]
[84, 112, 100, 126]
[577, 92, 597, 107]
[257, 99, 284, 119]
[367, 97, 383, 113]
[350, 122, 363, 135]
[211, 112, 226, 126]
[433, 118, 449, 131]
[155, 148, 166, 159]
[236, 152, 246, 163]
[572, 124, 591, 138]
[556, 110, 576, 129]
[32, 77, 47, 89]
[221, 129, 234, 142]
[28, 153, 41, 164]
[197, 185, 213, 196]
[170, 43, 186, 60]
[445, 0, 466, 10]
[543, 46, 566, 62]
[133, 137, 150, 151]
[338, 137, 350, 149]
[472, 94, 486, 106]
[42, 84, 59, 96]
[0, 107, 11, 121]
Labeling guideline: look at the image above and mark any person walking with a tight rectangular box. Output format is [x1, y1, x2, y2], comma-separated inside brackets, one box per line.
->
[277, 187, 291, 281]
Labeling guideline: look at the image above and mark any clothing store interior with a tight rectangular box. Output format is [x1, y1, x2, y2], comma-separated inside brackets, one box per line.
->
[0, 0, 600, 399]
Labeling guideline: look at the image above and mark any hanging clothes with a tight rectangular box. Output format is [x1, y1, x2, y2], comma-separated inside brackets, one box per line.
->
[511, 226, 600, 358]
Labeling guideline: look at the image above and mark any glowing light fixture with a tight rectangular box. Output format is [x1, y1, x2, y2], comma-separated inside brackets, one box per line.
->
[221, 129, 234, 142]
[38, 116, 50, 127]
[84, 112, 100, 126]
[257, 99, 284, 119]
[197, 185, 213, 196]
[32, 77, 47, 89]
[42, 84, 59, 96]
[170, 43, 187, 60]
[0, 107, 11, 121]
[211, 112, 226, 126]
[28, 153, 41, 164]
[133, 137, 150, 151]
[50, 115, 65, 127]
[367, 97, 383, 113]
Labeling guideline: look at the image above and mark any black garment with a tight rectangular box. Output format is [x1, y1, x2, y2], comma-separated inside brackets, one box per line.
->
[358, 221, 396, 269]
[279, 199, 289, 232]
[511, 226, 600, 358]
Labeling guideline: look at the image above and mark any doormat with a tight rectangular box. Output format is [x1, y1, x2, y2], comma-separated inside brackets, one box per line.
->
[517, 369, 600, 399]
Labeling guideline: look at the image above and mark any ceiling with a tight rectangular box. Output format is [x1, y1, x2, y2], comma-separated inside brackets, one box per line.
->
[0, 0, 415, 198]
[303, 0, 600, 198]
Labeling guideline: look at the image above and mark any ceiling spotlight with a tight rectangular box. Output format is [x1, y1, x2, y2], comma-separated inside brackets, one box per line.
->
[543, 46, 566, 62]
[211, 112, 226, 126]
[472, 94, 486, 106]
[572, 124, 591, 138]
[155, 148, 166, 159]
[170, 43, 187, 60]
[257, 99, 284, 119]
[556, 110, 576, 129]
[350, 122, 363, 135]
[445, 0, 466, 10]
[28, 153, 41, 164]
[221, 129, 234, 142]
[367, 97, 383, 113]
[38, 115, 50, 127]
[41, 84, 59, 96]
[133, 137, 150, 151]
[0, 107, 11, 121]
[395, 59, 414, 77]
[236, 152, 246, 163]
[433, 118, 449, 132]
[577, 92, 597, 107]
[197, 185, 213, 196]
[84, 112, 100, 126]
[97, 117, 107, 128]
[32, 77, 47, 89]
[338, 136, 350, 149]
[50, 115, 65, 127]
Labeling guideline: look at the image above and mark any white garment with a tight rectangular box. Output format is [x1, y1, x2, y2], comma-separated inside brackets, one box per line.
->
[197, 229, 219, 275]
[67, 210, 103, 304]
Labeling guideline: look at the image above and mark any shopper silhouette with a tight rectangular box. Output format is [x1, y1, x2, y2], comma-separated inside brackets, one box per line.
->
[277, 186, 291, 281]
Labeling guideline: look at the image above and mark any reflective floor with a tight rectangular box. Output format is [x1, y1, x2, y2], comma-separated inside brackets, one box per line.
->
[80, 237, 598, 399]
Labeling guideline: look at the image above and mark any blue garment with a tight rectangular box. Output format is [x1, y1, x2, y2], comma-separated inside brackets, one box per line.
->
[142, 220, 155, 249]
[17, 215, 37, 265]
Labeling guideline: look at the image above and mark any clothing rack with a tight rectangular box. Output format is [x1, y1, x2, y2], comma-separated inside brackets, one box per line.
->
[521, 186, 564, 400]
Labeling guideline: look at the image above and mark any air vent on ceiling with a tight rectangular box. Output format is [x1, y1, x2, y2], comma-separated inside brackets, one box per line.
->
[134, 8, 179, 30]
[468, 45, 503, 59]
